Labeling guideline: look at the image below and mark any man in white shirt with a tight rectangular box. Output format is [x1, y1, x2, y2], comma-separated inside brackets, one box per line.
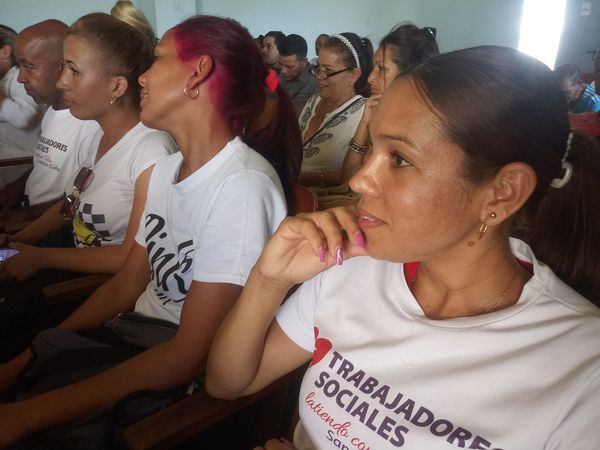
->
[0, 20, 99, 229]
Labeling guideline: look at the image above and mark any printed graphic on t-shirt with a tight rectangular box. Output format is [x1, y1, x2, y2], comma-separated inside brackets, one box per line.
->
[306, 330, 502, 449]
[144, 213, 194, 306]
[33, 136, 69, 173]
[37, 135, 69, 153]
[73, 203, 110, 247]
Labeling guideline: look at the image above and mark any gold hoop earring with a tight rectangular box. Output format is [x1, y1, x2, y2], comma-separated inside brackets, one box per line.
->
[109, 97, 119, 105]
[477, 212, 497, 240]
[183, 86, 199, 99]
[478, 223, 488, 240]
[468, 211, 496, 246]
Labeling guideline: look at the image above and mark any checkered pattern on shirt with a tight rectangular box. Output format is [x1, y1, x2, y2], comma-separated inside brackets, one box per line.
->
[75, 202, 112, 246]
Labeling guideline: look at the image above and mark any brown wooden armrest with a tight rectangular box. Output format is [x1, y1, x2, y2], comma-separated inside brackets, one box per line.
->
[0, 156, 33, 167]
[123, 369, 301, 450]
[42, 273, 111, 305]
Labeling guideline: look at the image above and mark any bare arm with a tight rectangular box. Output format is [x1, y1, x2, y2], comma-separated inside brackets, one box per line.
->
[60, 242, 152, 331]
[207, 268, 311, 399]
[0, 242, 150, 397]
[0, 275, 243, 446]
[8, 201, 65, 244]
[207, 209, 368, 399]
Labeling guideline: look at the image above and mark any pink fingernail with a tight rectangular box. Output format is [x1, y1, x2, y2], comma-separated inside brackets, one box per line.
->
[279, 437, 293, 445]
[335, 246, 343, 265]
[319, 246, 326, 263]
[355, 231, 366, 247]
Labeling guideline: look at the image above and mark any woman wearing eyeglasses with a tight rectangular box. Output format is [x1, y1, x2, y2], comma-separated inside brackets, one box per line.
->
[0, 13, 174, 360]
[297, 33, 372, 189]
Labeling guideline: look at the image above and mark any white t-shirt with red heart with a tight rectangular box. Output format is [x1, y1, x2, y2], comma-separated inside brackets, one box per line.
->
[276, 239, 600, 450]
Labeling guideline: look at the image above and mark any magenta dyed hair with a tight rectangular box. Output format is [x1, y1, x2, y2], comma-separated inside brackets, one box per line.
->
[171, 16, 302, 208]
[173, 16, 267, 135]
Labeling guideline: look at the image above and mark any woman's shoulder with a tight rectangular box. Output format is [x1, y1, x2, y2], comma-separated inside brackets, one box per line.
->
[510, 239, 600, 328]
[226, 148, 285, 197]
[131, 124, 177, 152]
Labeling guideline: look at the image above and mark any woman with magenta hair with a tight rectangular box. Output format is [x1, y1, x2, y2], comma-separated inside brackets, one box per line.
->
[0, 15, 298, 447]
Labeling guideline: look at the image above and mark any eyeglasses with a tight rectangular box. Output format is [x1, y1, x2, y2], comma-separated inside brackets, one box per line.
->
[310, 65, 353, 79]
[61, 167, 94, 220]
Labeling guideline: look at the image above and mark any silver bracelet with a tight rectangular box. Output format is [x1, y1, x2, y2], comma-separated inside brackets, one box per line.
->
[349, 138, 368, 154]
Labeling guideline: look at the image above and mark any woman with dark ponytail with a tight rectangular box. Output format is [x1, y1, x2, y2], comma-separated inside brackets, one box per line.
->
[209, 46, 600, 450]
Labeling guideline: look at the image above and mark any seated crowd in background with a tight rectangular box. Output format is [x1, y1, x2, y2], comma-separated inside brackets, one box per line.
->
[278, 34, 319, 115]
[555, 63, 600, 113]
[0, 3, 598, 450]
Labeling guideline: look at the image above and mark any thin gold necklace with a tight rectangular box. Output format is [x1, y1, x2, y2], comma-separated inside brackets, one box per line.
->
[411, 267, 522, 316]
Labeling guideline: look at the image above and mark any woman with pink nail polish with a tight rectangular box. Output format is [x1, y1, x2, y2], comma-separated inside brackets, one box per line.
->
[208, 46, 600, 449]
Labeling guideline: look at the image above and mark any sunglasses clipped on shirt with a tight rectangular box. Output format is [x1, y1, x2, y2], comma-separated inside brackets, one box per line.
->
[61, 167, 94, 220]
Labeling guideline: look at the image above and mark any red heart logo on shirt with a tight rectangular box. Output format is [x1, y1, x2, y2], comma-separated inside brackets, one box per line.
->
[310, 326, 332, 367]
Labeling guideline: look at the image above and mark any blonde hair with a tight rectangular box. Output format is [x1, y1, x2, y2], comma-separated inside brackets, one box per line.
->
[110, 0, 155, 44]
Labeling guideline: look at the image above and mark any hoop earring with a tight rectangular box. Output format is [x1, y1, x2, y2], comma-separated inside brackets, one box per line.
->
[109, 97, 119, 105]
[183, 86, 199, 99]
[468, 211, 496, 246]
[478, 223, 488, 240]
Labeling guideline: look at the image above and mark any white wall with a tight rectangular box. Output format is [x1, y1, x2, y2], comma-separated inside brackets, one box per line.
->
[2, 0, 117, 30]
[2, 0, 524, 58]
[199, 0, 523, 59]
[556, 0, 600, 71]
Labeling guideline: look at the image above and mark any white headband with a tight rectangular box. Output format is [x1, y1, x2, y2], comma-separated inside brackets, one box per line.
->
[330, 34, 360, 69]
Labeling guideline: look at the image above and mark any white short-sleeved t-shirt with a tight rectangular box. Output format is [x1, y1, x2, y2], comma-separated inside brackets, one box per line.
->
[134, 137, 287, 324]
[69, 122, 175, 247]
[25, 107, 100, 205]
[277, 239, 600, 450]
